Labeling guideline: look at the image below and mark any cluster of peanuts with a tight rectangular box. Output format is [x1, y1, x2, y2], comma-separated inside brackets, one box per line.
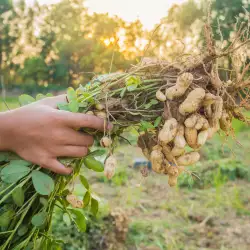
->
[141, 73, 232, 187]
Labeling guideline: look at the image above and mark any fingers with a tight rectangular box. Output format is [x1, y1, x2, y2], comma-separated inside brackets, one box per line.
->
[41, 159, 72, 175]
[65, 130, 94, 146]
[39, 95, 67, 108]
[56, 146, 88, 158]
[60, 112, 113, 131]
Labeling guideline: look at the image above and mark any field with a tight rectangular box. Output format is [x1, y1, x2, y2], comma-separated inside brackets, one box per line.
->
[1, 96, 250, 250]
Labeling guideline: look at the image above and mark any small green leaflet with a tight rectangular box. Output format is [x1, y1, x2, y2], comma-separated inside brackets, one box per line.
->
[31, 170, 55, 195]
[68, 100, 79, 113]
[19, 94, 35, 106]
[89, 149, 106, 157]
[69, 209, 87, 232]
[144, 99, 158, 109]
[0, 152, 9, 162]
[0, 209, 15, 227]
[46, 93, 53, 97]
[154, 116, 162, 127]
[91, 197, 99, 217]
[139, 121, 154, 132]
[57, 103, 70, 111]
[125, 76, 141, 92]
[17, 225, 28, 236]
[39, 197, 48, 207]
[1, 162, 31, 183]
[12, 186, 25, 207]
[36, 94, 46, 101]
[79, 175, 89, 190]
[67, 87, 77, 102]
[31, 211, 48, 227]
[63, 213, 71, 226]
[83, 191, 91, 208]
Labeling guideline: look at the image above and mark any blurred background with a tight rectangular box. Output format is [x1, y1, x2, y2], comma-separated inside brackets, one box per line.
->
[0, 0, 250, 249]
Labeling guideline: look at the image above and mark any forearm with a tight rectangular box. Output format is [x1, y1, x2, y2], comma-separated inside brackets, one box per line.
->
[0, 111, 12, 151]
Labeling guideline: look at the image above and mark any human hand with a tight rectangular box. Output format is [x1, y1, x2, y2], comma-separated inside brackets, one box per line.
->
[0, 95, 112, 174]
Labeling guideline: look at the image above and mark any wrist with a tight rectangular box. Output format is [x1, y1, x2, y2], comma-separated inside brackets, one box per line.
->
[0, 111, 13, 151]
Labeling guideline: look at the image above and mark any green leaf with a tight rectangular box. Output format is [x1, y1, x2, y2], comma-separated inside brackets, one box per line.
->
[83, 156, 104, 172]
[67, 87, 77, 102]
[68, 100, 79, 113]
[89, 149, 106, 157]
[140, 121, 155, 132]
[31, 170, 55, 195]
[46, 93, 53, 97]
[78, 92, 94, 104]
[0, 209, 15, 227]
[63, 213, 71, 226]
[19, 94, 35, 106]
[17, 225, 28, 236]
[39, 197, 48, 207]
[69, 209, 86, 232]
[144, 99, 158, 109]
[154, 116, 162, 127]
[120, 87, 126, 98]
[79, 175, 89, 190]
[83, 191, 91, 208]
[0, 152, 9, 162]
[12, 186, 25, 207]
[1, 163, 30, 184]
[36, 94, 46, 101]
[91, 197, 99, 217]
[31, 211, 47, 227]
[57, 103, 70, 111]
[125, 76, 141, 92]
[127, 83, 138, 92]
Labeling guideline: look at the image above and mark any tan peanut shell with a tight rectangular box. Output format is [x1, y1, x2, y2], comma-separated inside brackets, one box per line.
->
[174, 124, 186, 148]
[202, 119, 210, 130]
[219, 110, 232, 132]
[100, 137, 112, 147]
[150, 147, 165, 174]
[197, 130, 209, 146]
[171, 147, 185, 157]
[203, 93, 216, 106]
[166, 165, 179, 177]
[156, 90, 166, 102]
[195, 116, 205, 130]
[168, 175, 178, 187]
[179, 88, 206, 115]
[184, 127, 198, 149]
[162, 145, 175, 162]
[104, 155, 117, 179]
[184, 114, 199, 128]
[177, 152, 200, 166]
[165, 73, 193, 100]
[96, 103, 105, 111]
[158, 118, 178, 144]
[211, 96, 223, 126]
[204, 105, 213, 118]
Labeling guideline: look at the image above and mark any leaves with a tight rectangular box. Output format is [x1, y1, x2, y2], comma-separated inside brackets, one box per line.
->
[68, 100, 79, 113]
[79, 175, 89, 190]
[31, 211, 48, 227]
[36, 94, 46, 101]
[89, 149, 106, 157]
[91, 197, 99, 217]
[125, 76, 141, 92]
[69, 209, 87, 232]
[154, 116, 162, 127]
[83, 156, 104, 172]
[57, 103, 70, 111]
[17, 225, 28, 236]
[83, 191, 91, 208]
[67, 87, 77, 102]
[1, 161, 31, 183]
[31, 170, 55, 195]
[12, 186, 25, 207]
[63, 213, 71, 226]
[139, 121, 155, 132]
[0, 209, 15, 227]
[144, 99, 158, 109]
[46, 93, 53, 97]
[19, 94, 35, 106]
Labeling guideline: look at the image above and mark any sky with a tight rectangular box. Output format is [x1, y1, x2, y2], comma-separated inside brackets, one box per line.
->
[25, 0, 186, 29]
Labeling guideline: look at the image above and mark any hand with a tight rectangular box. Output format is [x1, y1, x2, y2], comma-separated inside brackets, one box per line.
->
[0, 95, 112, 174]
